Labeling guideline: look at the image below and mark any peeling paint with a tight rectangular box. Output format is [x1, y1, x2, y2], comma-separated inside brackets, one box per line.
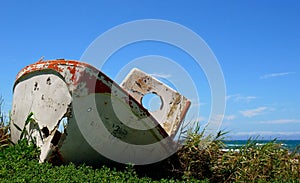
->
[11, 59, 190, 165]
[121, 68, 191, 137]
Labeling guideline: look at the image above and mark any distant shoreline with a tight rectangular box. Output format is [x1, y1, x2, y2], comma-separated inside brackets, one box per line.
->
[223, 139, 300, 152]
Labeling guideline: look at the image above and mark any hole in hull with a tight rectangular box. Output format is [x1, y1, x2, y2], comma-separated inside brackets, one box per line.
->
[141, 93, 163, 112]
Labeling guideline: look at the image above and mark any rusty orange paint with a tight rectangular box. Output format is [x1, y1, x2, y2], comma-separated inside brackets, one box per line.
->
[15, 59, 104, 94]
[15, 59, 156, 120]
[11, 59, 192, 165]
[16, 59, 98, 81]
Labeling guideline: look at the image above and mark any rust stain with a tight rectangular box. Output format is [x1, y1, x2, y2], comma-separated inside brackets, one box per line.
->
[16, 59, 98, 82]
[12, 59, 186, 165]
[48, 148, 64, 166]
[167, 94, 181, 118]
[67, 66, 77, 82]
[180, 100, 191, 120]
[121, 68, 191, 137]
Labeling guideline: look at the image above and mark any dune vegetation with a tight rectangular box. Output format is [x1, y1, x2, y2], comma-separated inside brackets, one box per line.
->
[0, 97, 299, 182]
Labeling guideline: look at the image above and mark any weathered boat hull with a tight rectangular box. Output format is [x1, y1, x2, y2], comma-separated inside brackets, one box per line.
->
[11, 59, 190, 165]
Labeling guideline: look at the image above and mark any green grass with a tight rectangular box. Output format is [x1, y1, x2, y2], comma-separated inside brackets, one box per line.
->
[0, 97, 299, 182]
[0, 97, 10, 149]
[175, 124, 300, 182]
[0, 133, 298, 183]
[0, 140, 190, 183]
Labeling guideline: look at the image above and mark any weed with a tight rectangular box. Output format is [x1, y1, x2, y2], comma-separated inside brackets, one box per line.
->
[0, 96, 10, 149]
[213, 139, 300, 182]
[173, 122, 299, 182]
[0, 139, 182, 182]
[0, 96, 299, 182]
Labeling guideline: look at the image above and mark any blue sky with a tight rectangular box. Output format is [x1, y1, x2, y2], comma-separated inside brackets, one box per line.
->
[0, 1, 299, 139]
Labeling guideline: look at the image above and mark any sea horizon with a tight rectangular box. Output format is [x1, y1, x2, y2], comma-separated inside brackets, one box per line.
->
[223, 139, 300, 152]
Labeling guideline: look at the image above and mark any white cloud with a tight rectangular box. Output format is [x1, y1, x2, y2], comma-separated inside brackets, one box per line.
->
[226, 94, 257, 103]
[224, 115, 236, 120]
[259, 119, 300, 124]
[239, 106, 268, 117]
[242, 96, 257, 102]
[150, 73, 172, 79]
[233, 131, 300, 136]
[203, 114, 236, 122]
[260, 72, 295, 79]
[212, 114, 236, 121]
[190, 102, 206, 108]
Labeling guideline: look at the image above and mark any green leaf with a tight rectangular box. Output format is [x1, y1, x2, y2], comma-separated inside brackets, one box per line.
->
[13, 123, 22, 132]
[20, 129, 28, 140]
[25, 112, 34, 126]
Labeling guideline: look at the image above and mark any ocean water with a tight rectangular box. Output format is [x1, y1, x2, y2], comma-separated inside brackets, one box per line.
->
[223, 140, 300, 152]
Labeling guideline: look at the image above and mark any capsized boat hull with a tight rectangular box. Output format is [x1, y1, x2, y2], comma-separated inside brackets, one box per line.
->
[11, 59, 190, 165]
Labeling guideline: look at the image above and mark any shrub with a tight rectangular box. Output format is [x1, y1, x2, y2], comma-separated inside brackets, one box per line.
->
[176, 126, 226, 181]
[0, 96, 299, 182]
[174, 123, 300, 182]
[0, 97, 10, 149]
[0, 139, 183, 182]
[213, 139, 300, 182]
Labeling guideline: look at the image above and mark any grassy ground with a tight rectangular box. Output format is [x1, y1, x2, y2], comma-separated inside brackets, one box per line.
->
[177, 130, 300, 182]
[0, 129, 299, 182]
[0, 140, 187, 183]
[0, 97, 299, 182]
